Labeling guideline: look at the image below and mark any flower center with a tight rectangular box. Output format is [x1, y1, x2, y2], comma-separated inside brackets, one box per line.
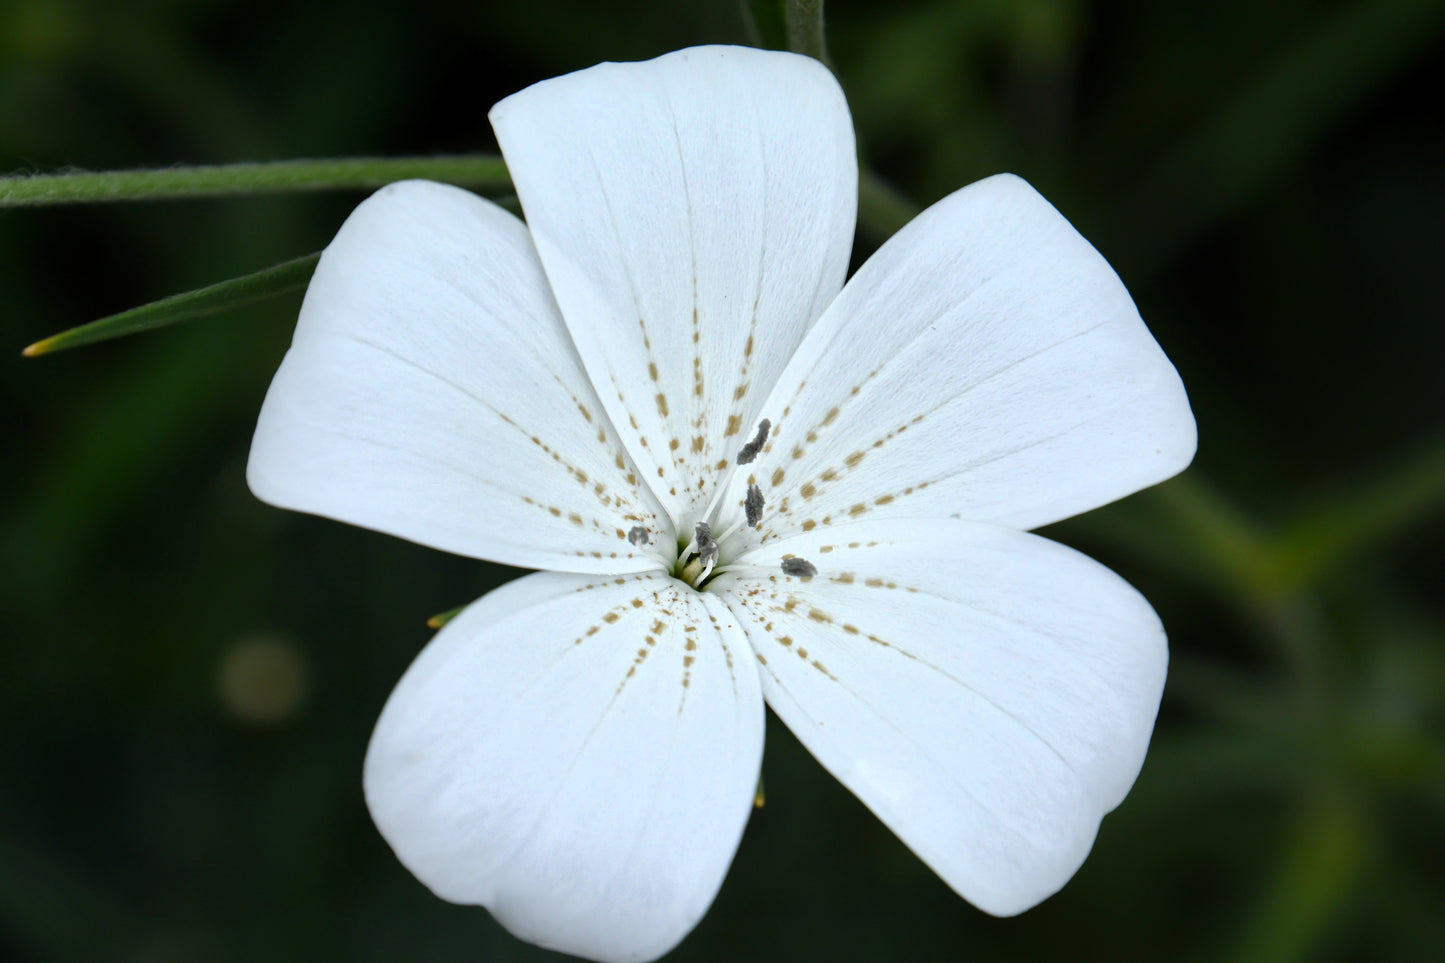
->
[665, 418, 778, 590]
[672, 521, 725, 589]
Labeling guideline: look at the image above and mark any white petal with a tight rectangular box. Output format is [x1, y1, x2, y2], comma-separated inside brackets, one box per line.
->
[365, 571, 763, 963]
[491, 45, 857, 530]
[248, 180, 674, 574]
[715, 174, 1196, 545]
[711, 518, 1167, 915]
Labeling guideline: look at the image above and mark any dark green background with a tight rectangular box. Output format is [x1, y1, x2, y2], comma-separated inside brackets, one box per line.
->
[4, 0, 1443, 960]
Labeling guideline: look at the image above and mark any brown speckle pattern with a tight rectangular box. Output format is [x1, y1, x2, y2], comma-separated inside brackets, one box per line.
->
[561, 575, 748, 715]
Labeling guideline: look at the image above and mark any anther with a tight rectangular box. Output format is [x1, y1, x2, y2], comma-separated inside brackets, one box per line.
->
[695, 522, 719, 570]
[627, 526, 649, 545]
[781, 557, 817, 579]
[737, 418, 771, 464]
[745, 484, 764, 528]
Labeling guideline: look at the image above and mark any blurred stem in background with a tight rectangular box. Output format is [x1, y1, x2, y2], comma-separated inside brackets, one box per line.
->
[742, 0, 830, 64]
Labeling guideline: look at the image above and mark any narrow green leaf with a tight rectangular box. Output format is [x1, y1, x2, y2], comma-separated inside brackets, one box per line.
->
[23, 253, 319, 357]
[0, 155, 510, 207]
[425, 605, 467, 630]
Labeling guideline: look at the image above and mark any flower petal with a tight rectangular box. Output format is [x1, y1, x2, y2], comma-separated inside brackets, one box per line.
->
[248, 180, 675, 573]
[715, 174, 1195, 547]
[365, 570, 764, 963]
[490, 45, 857, 530]
[711, 518, 1167, 915]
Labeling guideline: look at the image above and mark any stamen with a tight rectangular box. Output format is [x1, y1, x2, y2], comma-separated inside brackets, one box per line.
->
[627, 525, 649, 545]
[736, 418, 771, 464]
[745, 484, 764, 528]
[695, 522, 719, 570]
[699, 420, 771, 529]
[780, 557, 816, 579]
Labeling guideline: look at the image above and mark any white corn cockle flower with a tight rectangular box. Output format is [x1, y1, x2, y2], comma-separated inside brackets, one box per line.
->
[247, 45, 1196, 963]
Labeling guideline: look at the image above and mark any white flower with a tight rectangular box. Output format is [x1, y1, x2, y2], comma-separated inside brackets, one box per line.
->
[247, 45, 1195, 963]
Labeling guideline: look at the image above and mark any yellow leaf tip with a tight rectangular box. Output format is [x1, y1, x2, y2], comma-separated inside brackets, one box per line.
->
[21, 339, 48, 357]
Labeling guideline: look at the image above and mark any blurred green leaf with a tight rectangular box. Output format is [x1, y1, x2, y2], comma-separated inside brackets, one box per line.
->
[0, 155, 510, 207]
[1061, 475, 1278, 606]
[2, 316, 282, 603]
[1165, 654, 1297, 726]
[1116, 0, 1445, 275]
[1234, 791, 1370, 963]
[857, 169, 918, 240]
[1071, 434, 1445, 608]
[1273, 432, 1445, 593]
[1128, 730, 1319, 815]
[0, 833, 145, 963]
[23, 252, 319, 356]
[740, 0, 788, 50]
[1150, 476, 1282, 596]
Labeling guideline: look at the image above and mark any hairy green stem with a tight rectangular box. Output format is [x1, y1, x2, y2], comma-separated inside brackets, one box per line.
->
[0, 155, 510, 207]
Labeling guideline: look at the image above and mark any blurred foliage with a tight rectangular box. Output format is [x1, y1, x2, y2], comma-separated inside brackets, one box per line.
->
[3, 0, 1444, 961]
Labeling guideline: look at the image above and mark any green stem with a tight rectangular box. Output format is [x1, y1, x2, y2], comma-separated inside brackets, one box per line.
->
[0, 155, 510, 207]
[783, 0, 832, 64]
[23, 253, 319, 357]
